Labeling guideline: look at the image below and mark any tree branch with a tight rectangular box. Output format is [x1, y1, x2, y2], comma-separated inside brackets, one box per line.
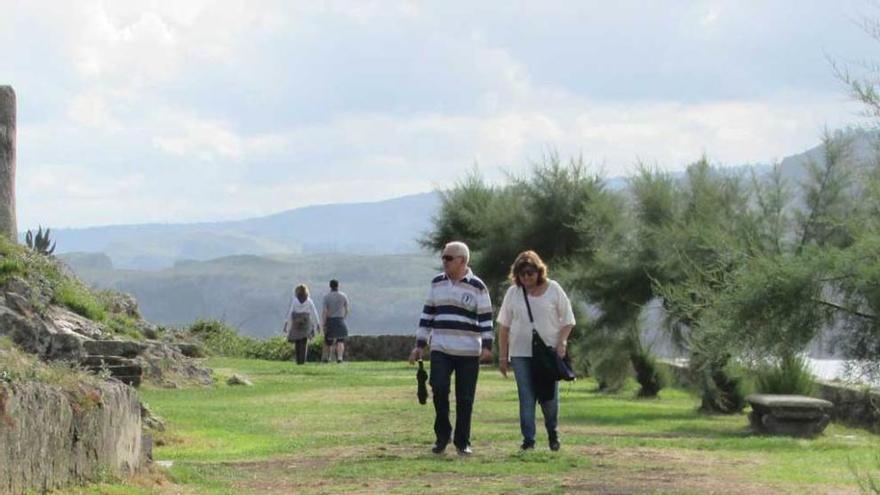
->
[811, 298, 877, 320]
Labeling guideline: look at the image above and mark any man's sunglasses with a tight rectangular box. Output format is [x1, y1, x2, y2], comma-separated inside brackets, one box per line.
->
[441, 255, 460, 262]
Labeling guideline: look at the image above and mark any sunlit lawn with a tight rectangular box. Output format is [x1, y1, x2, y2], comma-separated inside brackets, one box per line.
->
[61, 358, 880, 494]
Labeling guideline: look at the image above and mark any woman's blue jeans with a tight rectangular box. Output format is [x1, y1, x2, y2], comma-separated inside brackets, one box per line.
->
[511, 356, 558, 444]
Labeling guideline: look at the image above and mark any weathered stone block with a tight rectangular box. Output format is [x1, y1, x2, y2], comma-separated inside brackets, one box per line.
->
[747, 394, 833, 437]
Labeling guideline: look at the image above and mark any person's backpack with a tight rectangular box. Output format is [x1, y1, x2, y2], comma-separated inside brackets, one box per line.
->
[287, 311, 311, 341]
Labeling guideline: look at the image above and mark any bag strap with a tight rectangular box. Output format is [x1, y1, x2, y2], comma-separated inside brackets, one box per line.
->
[522, 287, 550, 347]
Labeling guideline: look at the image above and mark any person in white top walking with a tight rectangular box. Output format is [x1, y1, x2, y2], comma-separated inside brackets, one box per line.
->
[284, 284, 321, 365]
[497, 250, 575, 451]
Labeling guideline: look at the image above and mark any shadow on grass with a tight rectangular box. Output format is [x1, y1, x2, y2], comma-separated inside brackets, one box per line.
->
[560, 408, 754, 440]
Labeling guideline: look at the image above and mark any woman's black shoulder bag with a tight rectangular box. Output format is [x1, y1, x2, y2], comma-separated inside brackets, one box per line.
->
[523, 287, 576, 382]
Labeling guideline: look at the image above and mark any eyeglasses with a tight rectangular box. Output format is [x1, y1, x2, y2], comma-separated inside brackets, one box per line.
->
[518, 267, 538, 277]
[441, 255, 459, 262]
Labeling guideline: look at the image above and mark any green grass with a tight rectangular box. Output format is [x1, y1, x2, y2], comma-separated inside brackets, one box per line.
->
[65, 358, 880, 494]
[52, 279, 107, 321]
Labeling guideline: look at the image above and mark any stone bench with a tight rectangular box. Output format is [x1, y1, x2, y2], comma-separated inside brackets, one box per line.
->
[746, 394, 833, 437]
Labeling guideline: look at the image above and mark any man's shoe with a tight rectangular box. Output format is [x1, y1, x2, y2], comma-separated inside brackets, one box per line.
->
[456, 445, 473, 456]
[431, 442, 448, 454]
[548, 431, 560, 451]
[520, 440, 535, 451]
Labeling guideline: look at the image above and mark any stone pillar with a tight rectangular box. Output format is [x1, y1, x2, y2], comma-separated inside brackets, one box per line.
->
[0, 86, 17, 241]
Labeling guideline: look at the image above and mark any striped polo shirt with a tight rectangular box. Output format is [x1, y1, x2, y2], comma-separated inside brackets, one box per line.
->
[416, 268, 494, 357]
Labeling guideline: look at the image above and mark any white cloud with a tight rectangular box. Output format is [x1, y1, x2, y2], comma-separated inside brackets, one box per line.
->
[5, 0, 874, 229]
[151, 110, 289, 161]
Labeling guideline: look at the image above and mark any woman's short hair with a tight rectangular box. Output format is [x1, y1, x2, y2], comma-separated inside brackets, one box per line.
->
[508, 250, 548, 287]
[294, 284, 309, 300]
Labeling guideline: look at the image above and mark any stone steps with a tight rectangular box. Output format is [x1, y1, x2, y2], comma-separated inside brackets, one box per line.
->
[83, 340, 146, 358]
[80, 340, 145, 387]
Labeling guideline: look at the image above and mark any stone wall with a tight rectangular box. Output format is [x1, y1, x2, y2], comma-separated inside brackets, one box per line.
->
[343, 335, 416, 361]
[0, 379, 143, 494]
[817, 382, 880, 432]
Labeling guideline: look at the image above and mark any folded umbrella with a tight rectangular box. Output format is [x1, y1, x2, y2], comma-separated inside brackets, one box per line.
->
[417, 359, 428, 405]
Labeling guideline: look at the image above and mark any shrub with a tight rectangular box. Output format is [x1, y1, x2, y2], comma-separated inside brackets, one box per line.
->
[754, 354, 816, 396]
[52, 279, 107, 322]
[105, 314, 144, 340]
[247, 336, 295, 361]
[307, 335, 324, 361]
[0, 257, 25, 285]
[187, 319, 325, 361]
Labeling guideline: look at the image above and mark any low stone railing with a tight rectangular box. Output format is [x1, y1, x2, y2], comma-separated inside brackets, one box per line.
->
[339, 335, 415, 361]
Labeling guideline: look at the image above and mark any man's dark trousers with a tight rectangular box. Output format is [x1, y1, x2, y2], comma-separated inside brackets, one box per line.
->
[430, 350, 480, 450]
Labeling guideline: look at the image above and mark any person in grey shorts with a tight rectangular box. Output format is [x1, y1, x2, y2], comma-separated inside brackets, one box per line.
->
[322, 279, 350, 363]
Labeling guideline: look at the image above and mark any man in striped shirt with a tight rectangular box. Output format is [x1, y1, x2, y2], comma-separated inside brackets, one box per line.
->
[409, 241, 494, 456]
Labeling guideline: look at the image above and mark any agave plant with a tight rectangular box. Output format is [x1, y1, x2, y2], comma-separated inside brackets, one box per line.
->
[25, 226, 56, 255]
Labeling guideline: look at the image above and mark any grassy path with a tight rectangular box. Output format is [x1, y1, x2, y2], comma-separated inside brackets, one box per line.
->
[76, 358, 880, 494]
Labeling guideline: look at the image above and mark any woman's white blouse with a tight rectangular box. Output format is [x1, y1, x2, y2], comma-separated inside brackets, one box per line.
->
[497, 279, 576, 358]
[286, 297, 321, 333]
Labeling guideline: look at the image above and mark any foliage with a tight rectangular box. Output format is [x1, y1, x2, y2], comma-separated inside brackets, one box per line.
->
[796, 130, 858, 251]
[753, 354, 817, 396]
[52, 279, 107, 322]
[0, 257, 25, 285]
[24, 226, 56, 255]
[106, 314, 144, 340]
[186, 319, 322, 361]
[0, 343, 102, 390]
[421, 155, 617, 302]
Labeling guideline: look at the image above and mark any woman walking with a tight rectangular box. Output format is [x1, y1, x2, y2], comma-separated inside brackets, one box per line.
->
[497, 250, 575, 451]
[284, 284, 321, 365]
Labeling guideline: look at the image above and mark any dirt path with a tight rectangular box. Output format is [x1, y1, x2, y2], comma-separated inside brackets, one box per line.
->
[197, 443, 860, 495]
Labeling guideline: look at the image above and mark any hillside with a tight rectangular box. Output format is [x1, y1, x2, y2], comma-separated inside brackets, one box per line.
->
[48, 192, 440, 270]
[64, 252, 438, 338]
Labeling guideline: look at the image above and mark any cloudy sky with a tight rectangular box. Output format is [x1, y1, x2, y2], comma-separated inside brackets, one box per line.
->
[2, 1, 877, 228]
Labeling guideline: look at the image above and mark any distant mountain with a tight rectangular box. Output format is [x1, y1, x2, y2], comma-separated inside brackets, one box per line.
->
[64, 252, 438, 337]
[48, 192, 440, 270]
